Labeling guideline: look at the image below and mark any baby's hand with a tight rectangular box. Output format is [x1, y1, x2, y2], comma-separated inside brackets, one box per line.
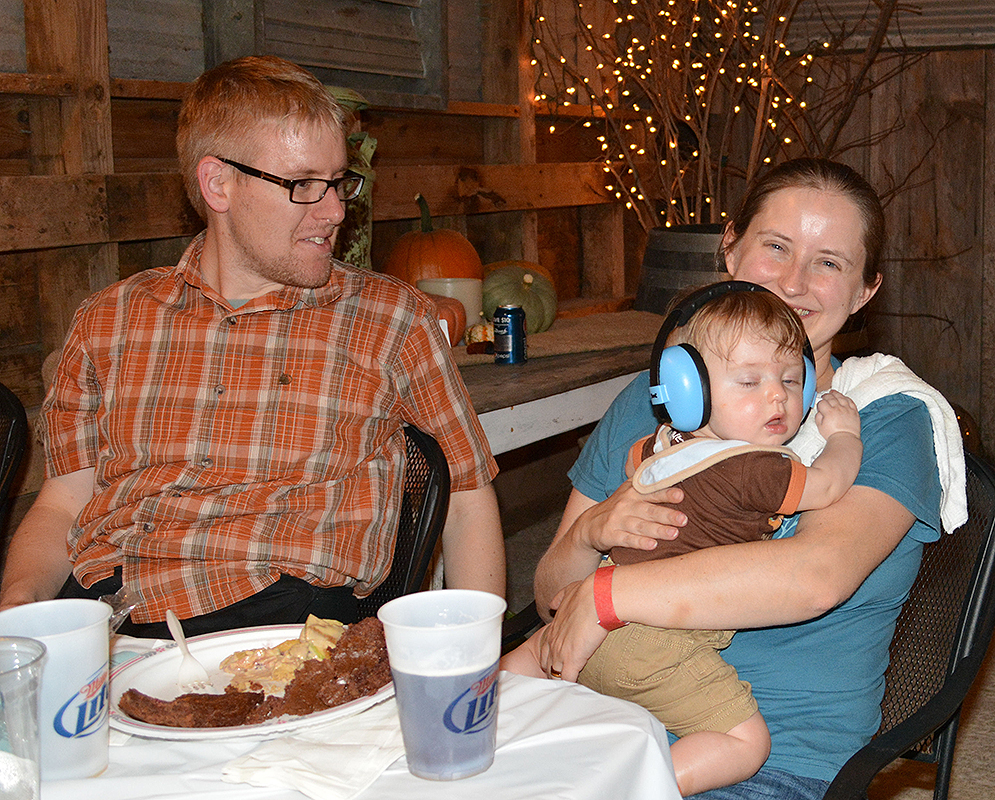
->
[814, 390, 861, 439]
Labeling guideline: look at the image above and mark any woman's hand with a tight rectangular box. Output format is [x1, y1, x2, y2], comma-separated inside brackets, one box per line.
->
[534, 484, 687, 620]
[538, 572, 609, 682]
[576, 480, 687, 554]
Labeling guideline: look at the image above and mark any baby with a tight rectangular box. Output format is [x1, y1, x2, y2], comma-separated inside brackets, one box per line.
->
[501, 283, 862, 796]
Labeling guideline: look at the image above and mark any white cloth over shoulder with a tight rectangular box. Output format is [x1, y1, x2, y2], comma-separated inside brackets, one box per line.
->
[788, 353, 967, 533]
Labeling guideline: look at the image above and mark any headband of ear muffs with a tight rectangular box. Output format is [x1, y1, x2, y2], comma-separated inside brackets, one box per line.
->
[649, 281, 817, 432]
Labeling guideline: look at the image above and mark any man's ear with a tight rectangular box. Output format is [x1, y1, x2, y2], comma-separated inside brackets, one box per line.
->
[197, 156, 230, 213]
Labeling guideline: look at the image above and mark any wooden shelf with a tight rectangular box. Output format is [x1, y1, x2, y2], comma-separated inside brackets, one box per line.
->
[0, 71, 75, 96]
[109, 78, 189, 100]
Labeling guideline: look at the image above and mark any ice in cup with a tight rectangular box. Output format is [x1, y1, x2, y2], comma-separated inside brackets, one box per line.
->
[0, 637, 46, 800]
[0, 599, 111, 780]
[378, 589, 506, 780]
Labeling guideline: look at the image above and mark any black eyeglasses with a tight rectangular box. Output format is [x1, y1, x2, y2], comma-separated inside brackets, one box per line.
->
[216, 157, 365, 203]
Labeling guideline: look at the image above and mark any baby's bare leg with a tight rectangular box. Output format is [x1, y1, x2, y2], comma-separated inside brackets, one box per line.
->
[499, 625, 549, 677]
[670, 711, 771, 796]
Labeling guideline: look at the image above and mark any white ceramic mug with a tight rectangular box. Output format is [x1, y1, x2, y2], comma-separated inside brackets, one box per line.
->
[0, 599, 111, 780]
[416, 278, 484, 327]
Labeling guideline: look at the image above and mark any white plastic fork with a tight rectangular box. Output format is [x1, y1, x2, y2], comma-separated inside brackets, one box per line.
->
[165, 609, 213, 692]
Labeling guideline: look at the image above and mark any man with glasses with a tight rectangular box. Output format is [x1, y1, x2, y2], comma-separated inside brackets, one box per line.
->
[0, 56, 504, 636]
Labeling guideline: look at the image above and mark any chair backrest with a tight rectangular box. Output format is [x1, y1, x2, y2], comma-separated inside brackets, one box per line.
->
[0, 382, 28, 522]
[826, 451, 995, 800]
[355, 425, 450, 617]
[878, 452, 995, 744]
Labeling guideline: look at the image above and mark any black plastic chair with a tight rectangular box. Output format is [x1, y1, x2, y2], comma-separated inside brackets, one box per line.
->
[502, 599, 542, 652]
[0, 382, 28, 527]
[356, 425, 451, 617]
[825, 451, 995, 800]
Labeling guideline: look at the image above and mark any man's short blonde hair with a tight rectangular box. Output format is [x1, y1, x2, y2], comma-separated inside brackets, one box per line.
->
[176, 55, 347, 220]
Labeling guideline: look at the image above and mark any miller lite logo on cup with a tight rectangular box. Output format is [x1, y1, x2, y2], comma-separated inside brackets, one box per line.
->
[54, 666, 109, 740]
[444, 669, 498, 734]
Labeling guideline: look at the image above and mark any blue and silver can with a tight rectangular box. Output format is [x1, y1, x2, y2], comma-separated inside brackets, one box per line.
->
[493, 304, 527, 364]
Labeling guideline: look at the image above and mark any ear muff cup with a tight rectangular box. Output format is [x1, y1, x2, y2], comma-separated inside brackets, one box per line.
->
[649, 344, 711, 433]
[649, 281, 817, 431]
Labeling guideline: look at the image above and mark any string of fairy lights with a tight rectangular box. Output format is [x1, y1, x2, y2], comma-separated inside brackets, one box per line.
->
[530, 0, 831, 231]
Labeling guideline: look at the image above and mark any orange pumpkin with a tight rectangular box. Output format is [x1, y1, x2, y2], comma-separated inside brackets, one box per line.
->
[424, 293, 467, 346]
[383, 194, 483, 284]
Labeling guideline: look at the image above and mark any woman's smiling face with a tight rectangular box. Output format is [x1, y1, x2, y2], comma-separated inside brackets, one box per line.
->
[723, 186, 880, 369]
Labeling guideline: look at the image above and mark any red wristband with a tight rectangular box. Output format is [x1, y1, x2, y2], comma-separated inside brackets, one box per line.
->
[593, 565, 626, 631]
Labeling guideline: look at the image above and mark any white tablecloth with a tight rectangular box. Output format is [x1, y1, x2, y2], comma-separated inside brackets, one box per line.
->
[41, 637, 681, 800]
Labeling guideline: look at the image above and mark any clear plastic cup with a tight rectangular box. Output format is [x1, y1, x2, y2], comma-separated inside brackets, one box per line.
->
[0, 637, 46, 800]
[0, 599, 111, 780]
[378, 589, 506, 780]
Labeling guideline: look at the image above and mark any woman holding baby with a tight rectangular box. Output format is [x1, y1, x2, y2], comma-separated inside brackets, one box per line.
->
[530, 158, 967, 800]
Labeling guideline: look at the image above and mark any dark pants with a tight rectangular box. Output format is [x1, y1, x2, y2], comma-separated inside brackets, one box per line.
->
[58, 568, 359, 638]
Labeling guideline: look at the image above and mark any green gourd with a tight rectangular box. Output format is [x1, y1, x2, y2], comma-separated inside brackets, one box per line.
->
[482, 262, 558, 333]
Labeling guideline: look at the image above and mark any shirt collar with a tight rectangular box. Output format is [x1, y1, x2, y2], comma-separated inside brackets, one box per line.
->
[175, 231, 346, 312]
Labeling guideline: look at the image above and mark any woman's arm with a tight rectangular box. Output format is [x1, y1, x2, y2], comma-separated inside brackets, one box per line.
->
[533, 483, 687, 620]
[541, 483, 915, 680]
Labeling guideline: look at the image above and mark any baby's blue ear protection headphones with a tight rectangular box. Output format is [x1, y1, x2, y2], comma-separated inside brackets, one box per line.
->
[649, 281, 817, 432]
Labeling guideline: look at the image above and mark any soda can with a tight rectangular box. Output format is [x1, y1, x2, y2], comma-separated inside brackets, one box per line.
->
[493, 305, 527, 364]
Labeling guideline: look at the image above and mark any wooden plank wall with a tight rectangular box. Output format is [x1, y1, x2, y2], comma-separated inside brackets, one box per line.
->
[859, 49, 992, 452]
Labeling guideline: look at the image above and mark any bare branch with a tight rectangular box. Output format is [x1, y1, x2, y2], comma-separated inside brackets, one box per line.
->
[530, 0, 920, 231]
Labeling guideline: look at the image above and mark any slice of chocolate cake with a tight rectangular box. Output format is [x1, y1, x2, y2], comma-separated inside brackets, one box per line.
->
[245, 616, 391, 722]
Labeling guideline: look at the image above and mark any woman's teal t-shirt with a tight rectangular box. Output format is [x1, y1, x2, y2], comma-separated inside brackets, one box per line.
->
[568, 369, 943, 781]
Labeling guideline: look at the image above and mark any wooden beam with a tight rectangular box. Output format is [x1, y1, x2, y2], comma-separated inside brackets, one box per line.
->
[23, 0, 117, 289]
[110, 78, 189, 100]
[0, 72, 74, 96]
[982, 49, 995, 456]
[375, 162, 609, 220]
[517, 0, 539, 263]
[0, 164, 614, 251]
[447, 101, 519, 118]
[106, 173, 204, 241]
[203, 0, 258, 68]
[580, 203, 625, 298]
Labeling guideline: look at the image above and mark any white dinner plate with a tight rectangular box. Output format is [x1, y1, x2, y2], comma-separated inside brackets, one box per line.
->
[109, 623, 394, 740]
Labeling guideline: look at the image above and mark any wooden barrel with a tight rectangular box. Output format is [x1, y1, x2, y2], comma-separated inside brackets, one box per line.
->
[633, 224, 725, 315]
